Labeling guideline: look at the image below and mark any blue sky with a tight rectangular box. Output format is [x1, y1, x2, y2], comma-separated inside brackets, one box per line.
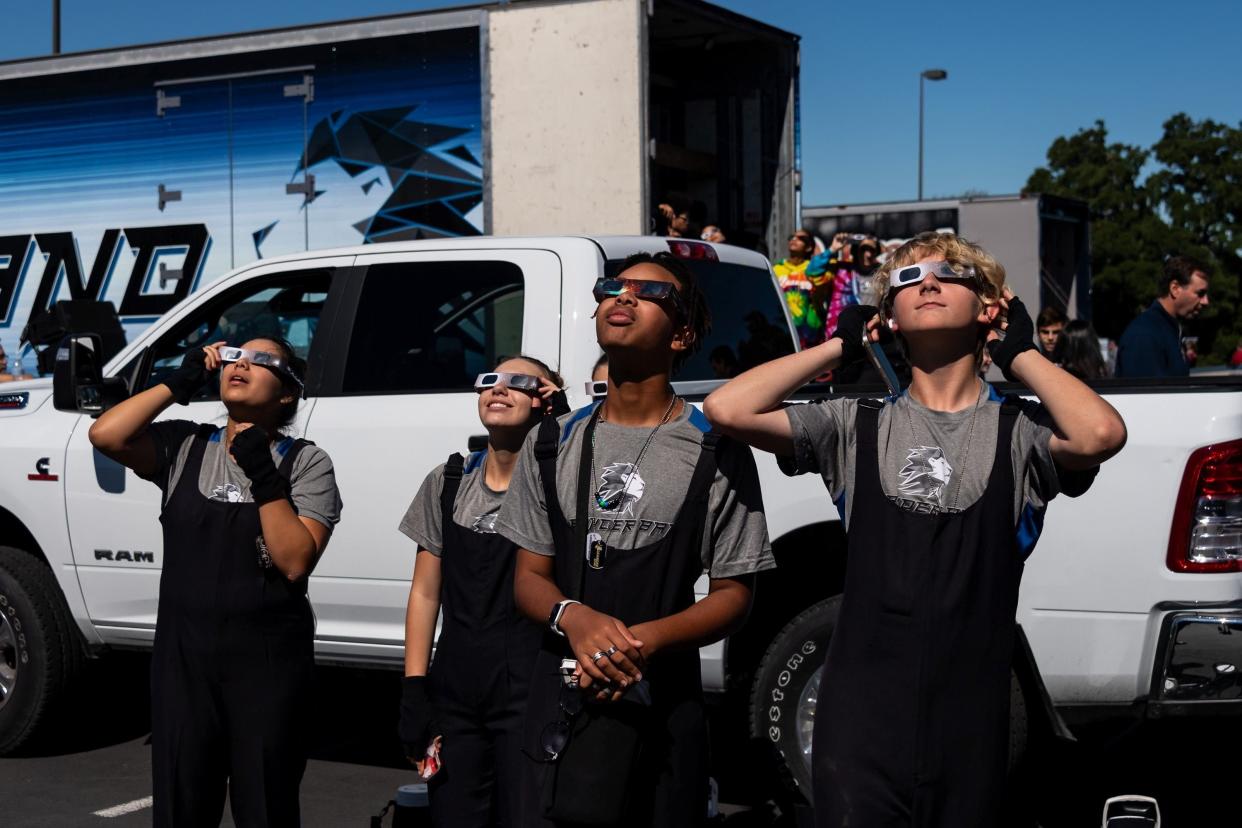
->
[4, 0, 1240, 207]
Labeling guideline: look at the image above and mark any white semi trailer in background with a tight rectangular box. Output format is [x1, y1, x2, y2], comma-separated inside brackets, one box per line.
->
[0, 0, 800, 372]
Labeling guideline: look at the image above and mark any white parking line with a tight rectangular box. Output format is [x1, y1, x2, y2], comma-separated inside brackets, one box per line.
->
[93, 796, 154, 818]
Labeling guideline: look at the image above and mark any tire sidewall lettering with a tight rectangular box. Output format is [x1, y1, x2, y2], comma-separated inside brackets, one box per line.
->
[765, 640, 821, 742]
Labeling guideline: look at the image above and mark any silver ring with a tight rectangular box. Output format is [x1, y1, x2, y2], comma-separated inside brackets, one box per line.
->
[604, 646, 618, 657]
[590, 650, 607, 663]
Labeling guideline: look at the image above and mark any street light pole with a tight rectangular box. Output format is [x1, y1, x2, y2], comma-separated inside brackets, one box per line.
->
[918, 68, 947, 200]
[52, 0, 60, 54]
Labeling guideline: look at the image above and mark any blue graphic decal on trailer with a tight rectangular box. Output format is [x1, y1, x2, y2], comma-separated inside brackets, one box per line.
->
[0, 25, 484, 370]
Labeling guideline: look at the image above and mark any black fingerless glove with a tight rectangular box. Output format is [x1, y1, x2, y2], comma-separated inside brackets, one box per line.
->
[985, 296, 1038, 381]
[229, 426, 289, 505]
[830, 304, 882, 367]
[399, 676, 438, 756]
[162, 348, 212, 405]
[546, 388, 571, 418]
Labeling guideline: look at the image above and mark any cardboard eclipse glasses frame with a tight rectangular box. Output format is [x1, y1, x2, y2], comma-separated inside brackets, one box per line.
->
[890, 260, 979, 289]
[474, 372, 544, 392]
[218, 346, 304, 392]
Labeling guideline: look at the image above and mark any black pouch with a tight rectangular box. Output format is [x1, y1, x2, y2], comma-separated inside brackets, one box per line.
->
[541, 698, 649, 826]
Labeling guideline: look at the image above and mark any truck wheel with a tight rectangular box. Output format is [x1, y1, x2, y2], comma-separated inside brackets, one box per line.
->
[749, 596, 840, 805]
[0, 546, 83, 754]
[749, 596, 1029, 806]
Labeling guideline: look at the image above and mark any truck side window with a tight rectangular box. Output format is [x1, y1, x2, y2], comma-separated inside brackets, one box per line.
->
[341, 261, 524, 394]
[604, 259, 795, 381]
[142, 270, 333, 399]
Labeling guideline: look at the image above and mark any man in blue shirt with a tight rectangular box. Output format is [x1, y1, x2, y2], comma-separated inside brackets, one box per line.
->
[1115, 256, 1210, 378]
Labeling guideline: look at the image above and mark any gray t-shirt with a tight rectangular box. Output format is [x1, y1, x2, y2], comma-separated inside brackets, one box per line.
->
[496, 404, 775, 580]
[141, 420, 342, 529]
[783, 383, 1082, 542]
[399, 453, 507, 555]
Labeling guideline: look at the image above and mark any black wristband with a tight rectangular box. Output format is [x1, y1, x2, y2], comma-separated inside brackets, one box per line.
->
[546, 388, 571, 418]
[162, 348, 211, 405]
[229, 427, 289, 505]
[985, 296, 1038, 381]
[830, 304, 882, 367]
[399, 675, 436, 754]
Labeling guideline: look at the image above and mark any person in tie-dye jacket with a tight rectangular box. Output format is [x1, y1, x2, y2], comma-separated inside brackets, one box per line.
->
[775, 229, 833, 350]
[808, 235, 884, 335]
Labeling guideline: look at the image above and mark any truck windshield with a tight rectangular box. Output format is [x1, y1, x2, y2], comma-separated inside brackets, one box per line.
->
[605, 259, 794, 382]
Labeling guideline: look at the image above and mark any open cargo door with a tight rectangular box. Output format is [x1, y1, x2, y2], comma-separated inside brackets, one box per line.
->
[649, 0, 800, 256]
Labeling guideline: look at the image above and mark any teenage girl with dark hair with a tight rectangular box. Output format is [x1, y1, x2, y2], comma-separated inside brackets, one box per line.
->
[399, 355, 566, 827]
[1053, 319, 1109, 380]
[89, 336, 342, 827]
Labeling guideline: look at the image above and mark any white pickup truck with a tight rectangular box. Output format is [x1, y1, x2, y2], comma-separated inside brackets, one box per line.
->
[1, 235, 1239, 806]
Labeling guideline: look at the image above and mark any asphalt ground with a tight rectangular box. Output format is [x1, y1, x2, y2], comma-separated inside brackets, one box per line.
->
[0, 651, 1235, 827]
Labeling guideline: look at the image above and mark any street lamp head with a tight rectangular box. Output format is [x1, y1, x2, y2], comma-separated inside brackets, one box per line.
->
[922, 69, 948, 81]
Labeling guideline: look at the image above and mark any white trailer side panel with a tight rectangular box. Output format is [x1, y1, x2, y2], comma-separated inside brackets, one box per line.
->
[958, 197, 1040, 307]
[487, 0, 646, 235]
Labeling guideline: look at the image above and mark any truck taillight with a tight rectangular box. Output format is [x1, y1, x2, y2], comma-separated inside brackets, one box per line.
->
[1168, 439, 1242, 573]
[666, 240, 718, 261]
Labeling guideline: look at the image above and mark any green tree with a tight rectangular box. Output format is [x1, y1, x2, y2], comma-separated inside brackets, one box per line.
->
[1027, 117, 1242, 363]
[1148, 114, 1242, 363]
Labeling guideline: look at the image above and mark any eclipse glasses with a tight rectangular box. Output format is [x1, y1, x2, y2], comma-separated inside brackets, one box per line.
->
[592, 277, 686, 317]
[890, 260, 979, 289]
[474, 372, 543, 392]
[219, 346, 304, 391]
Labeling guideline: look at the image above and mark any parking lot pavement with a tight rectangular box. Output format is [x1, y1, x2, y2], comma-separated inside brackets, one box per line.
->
[2, 652, 1239, 826]
[0, 653, 417, 828]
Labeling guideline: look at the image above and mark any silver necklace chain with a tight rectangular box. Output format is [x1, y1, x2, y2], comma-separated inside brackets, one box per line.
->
[590, 394, 679, 513]
[903, 381, 982, 513]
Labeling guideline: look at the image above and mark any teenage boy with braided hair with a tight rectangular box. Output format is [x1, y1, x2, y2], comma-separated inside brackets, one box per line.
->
[705, 231, 1126, 827]
[499, 251, 774, 828]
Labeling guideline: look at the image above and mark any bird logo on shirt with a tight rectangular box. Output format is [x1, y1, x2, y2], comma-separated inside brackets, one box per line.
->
[211, 482, 245, 503]
[897, 446, 953, 506]
[595, 463, 646, 515]
[472, 513, 499, 533]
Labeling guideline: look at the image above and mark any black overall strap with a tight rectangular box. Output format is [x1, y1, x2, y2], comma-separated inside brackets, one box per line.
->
[163, 423, 219, 508]
[685, 432, 723, 509]
[992, 396, 1022, 488]
[190, 423, 218, 454]
[854, 397, 884, 489]
[534, 415, 565, 529]
[277, 438, 315, 479]
[567, 405, 607, 602]
[441, 452, 465, 522]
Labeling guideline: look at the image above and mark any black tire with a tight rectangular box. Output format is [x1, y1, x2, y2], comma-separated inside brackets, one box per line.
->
[749, 596, 1029, 807]
[749, 596, 840, 806]
[0, 545, 84, 754]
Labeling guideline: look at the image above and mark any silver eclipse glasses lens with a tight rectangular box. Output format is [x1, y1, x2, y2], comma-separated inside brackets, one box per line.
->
[584, 380, 608, 398]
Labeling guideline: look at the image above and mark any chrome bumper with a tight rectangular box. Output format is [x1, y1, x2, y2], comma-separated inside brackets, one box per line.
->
[1149, 610, 1242, 715]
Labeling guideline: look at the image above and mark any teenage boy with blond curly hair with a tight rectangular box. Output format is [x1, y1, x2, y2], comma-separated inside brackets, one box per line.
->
[705, 231, 1126, 827]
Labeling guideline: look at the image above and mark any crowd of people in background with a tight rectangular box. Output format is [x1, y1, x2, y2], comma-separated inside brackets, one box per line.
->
[649, 198, 1227, 383]
[0, 221, 1231, 387]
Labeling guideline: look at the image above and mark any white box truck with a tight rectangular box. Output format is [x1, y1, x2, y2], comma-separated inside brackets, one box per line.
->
[0, 0, 800, 372]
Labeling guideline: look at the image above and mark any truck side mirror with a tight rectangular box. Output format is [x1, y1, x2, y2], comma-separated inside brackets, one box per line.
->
[52, 334, 130, 415]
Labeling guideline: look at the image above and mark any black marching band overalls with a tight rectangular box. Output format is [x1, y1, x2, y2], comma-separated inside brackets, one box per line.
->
[151, 424, 315, 828]
[426, 451, 543, 827]
[813, 398, 1025, 827]
[521, 405, 722, 828]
